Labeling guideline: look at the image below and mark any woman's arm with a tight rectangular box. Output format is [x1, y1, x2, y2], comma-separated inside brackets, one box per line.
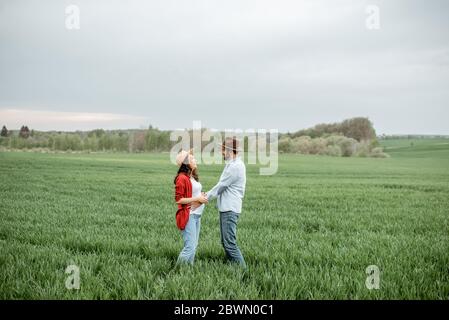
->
[176, 194, 207, 205]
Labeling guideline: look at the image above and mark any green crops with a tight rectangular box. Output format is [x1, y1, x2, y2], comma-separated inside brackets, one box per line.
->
[0, 138, 448, 299]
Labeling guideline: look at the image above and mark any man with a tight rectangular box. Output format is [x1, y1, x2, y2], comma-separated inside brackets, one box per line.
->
[206, 137, 247, 268]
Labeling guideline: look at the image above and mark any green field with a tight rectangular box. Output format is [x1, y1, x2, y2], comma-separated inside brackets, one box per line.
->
[1, 138, 448, 299]
[382, 138, 449, 158]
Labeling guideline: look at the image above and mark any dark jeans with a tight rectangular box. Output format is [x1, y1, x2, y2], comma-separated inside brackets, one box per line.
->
[219, 211, 246, 268]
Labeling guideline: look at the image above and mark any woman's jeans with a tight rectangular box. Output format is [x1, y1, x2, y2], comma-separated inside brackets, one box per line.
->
[220, 211, 246, 268]
[177, 214, 201, 265]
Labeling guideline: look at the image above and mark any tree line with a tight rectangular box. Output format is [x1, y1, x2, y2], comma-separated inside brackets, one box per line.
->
[0, 125, 174, 152]
[286, 117, 377, 141]
[0, 117, 389, 157]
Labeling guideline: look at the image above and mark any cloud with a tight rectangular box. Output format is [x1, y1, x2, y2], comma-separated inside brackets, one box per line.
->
[0, 0, 448, 133]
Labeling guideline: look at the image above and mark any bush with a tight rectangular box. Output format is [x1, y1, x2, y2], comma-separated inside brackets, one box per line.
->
[310, 138, 327, 154]
[292, 136, 312, 154]
[355, 141, 371, 157]
[326, 134, 345, 146]
[370, 147, 390, 158]
[321, 145, 342, 157]
[276, 134, 387, 158]
[337, 137, 357, 157]
[291, 117, 376, 141]
[278, 137, 293, 153]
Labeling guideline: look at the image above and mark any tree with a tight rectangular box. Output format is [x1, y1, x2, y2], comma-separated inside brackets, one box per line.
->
[88, 129, 105, 138]
[1, 125, 7, 137]
[340, 117, 376, 142]
[129, 131, 145, 152]
[145, 127, 159, 151]
[19, 125, 30, 139]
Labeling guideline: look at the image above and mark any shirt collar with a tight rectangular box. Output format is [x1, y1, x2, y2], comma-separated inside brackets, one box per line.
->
[225, 156, 239, 165]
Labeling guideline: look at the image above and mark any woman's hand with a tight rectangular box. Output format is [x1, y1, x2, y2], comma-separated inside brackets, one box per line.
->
[196, 194, 208, 204]
[191, 194, 207, 210]
[176, 194, 208, 206]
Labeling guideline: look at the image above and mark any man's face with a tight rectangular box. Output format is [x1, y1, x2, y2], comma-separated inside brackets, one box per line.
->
[222, 146, 235, 161]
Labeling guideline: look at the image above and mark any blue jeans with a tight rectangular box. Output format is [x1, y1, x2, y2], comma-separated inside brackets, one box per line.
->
[220, 211, 246, 268]
[177, 214, 201, 265]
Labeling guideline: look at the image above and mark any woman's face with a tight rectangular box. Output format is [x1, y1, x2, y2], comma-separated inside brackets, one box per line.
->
[189, 154, 197, 170]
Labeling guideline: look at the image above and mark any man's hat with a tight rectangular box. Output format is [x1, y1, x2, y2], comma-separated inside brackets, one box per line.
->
[222, 137, 242, 152]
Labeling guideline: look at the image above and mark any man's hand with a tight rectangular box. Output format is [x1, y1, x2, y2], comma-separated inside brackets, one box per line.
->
[191, 192, 208, 210]
[197, 193, 208, 204]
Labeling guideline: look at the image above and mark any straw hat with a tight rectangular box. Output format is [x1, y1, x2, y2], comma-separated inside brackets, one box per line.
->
[175, 149, 194, 167]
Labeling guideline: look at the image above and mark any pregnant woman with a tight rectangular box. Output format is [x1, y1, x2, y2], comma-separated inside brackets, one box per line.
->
[174, 150, 207, 265]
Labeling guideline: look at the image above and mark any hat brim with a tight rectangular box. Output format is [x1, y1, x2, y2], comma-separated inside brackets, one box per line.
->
[220, 143, 243, 152]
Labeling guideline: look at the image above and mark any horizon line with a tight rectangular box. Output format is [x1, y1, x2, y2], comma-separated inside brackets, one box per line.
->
[2, 126, 449, 137]
[1, 109, 448, 136]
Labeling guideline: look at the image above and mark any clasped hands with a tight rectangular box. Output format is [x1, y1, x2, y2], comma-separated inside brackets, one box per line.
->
[191, 192, 208, 210]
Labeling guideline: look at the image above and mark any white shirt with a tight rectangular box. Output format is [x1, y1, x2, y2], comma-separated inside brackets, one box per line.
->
[190, 177, 205, 215]
[206, 157, 246, 214]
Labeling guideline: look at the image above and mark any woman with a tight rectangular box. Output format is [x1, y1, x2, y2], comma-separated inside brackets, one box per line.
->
[174, 150, 207, 265]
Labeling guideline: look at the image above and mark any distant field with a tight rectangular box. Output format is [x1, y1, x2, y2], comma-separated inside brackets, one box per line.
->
[381, 137, 449, 158]
[0, 138, 448, 299]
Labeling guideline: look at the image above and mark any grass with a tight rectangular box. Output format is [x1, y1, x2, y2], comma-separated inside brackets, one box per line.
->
[0, 138, 448, 299]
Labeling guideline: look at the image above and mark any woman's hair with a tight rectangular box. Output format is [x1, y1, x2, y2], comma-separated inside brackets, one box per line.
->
[191, 167, 199, 182]
[174, 163, 191, 184]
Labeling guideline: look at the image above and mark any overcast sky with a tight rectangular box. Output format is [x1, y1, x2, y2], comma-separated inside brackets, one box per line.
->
[0, 0, 448, 134]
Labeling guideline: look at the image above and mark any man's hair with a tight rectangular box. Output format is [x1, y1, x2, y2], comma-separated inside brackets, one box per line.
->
[222, 137, 239, 154]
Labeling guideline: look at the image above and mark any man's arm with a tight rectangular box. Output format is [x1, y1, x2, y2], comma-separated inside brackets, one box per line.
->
[206, 166, 235, 200]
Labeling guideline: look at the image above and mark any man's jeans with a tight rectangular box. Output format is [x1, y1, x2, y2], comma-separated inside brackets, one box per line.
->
[177, 214, 201, 265]
[219, 211, 246, 268]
